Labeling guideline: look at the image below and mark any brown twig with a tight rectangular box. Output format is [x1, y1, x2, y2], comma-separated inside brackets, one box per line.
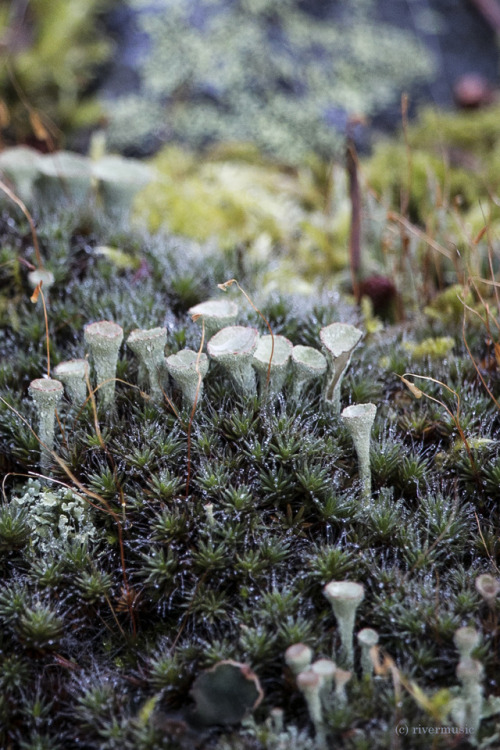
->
[346, 137, 361, 303]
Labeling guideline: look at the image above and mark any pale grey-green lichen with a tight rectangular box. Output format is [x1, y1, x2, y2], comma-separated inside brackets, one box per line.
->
[11, 479, 99, 555]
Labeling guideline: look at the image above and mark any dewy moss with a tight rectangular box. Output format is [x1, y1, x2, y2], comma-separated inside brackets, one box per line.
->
[127, 327, 167, 400]
[189, 299, 239, 340]
[252, 334, 293, 399]
[165, 348, 209, 410]
[84, 320, 123, 408]
[28, 377, 64, 470]
[341, 403, 377, 498]
[53, 359, 89, 405]
[207, 325, 259, 398]
[320, 323, 363, 412]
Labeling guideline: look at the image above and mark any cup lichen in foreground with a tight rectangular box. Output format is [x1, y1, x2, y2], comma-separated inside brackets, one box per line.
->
[320, 323, 363, 412]
[207, 325, 259, 397]
[53, 359, 89, 405]
[165, 348, 209, 410]
[127, 327, 167, 400]
[323, 580, 364, 668]
[290, 345, 327, 401]
[84, 320, 124, 408]
[189, 299, 239, 340]
[28, 378, 64, 470]
[284, 643, 313, 676]
[252, 334, 293, 399]
[357, 628, 379, 678]
[341, 402, 377, 498]
[296, 669, 326, 749]
[452, 658, 484, 733]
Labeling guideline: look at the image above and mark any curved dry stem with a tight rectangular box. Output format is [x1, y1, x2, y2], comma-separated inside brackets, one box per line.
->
[0, 177, 43, 267]
[400, 372, 475, 470]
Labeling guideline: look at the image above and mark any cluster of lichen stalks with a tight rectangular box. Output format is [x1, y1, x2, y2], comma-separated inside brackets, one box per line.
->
[29, 299, 377, 501]
[285, 574, 499, 749]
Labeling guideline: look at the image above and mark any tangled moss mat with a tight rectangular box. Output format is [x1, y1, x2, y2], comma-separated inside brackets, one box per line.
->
[0, 204, 499, 750]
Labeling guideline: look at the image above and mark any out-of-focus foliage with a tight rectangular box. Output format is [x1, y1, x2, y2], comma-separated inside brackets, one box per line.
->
[0, 0, 114, 145]
[106, 0, 434, 162]
[366, 104, 500, 230]
[136, 143, 350, 293]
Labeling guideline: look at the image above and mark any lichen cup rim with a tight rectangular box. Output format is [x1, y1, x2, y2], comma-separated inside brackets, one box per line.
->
[38, 150, 92, 178]
[207, 325, 259, 357]
[357, 628, 379, 646]
[189, 298, 239, 319]
[292, 345, 327, 371]
[324, 580, 365, 602]
[29, 378, 64, 394]
[84, 320, 124, 341]
[127, 326, 167, 344]
[0, 145, 42, 169]
[53, 359, 89, 376]
[167, 348, 209, 371]
[92, 154, 153, 184]
[341, 403, 377, 421]
[319, 322, 363, 357]
[253, 334, 293, 367]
